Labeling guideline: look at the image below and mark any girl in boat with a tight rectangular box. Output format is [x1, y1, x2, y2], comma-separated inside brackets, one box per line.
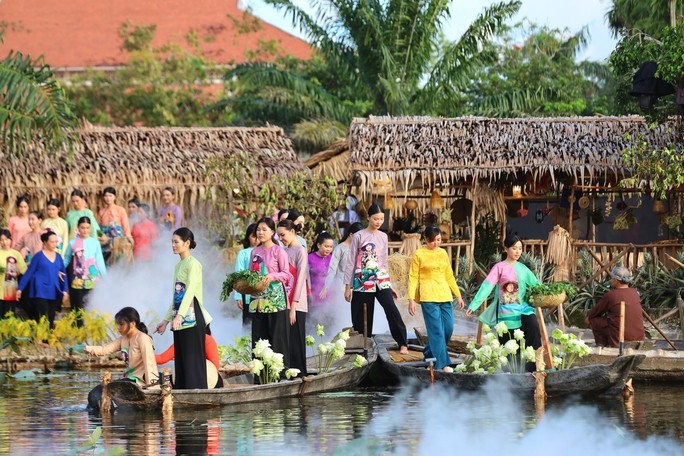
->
[41, 199, 69, 256]
[277, 219, 309, 377]
[85, 306, 159, 387]
[408, 225, 465, 371]
[234, 223, 258, 328]
[344, 204, 408, 354]
[0, 229, 27, 318]
[322, 222, 363, 301]
[249, 217, 292, 375]
[63, 217, 107, 327]
[308, 231, 334, 308]
[16, 230, 68, 328]
[7, 195, 31, 250]
[66, 189, 100, 240]
[155, 228, 213, 389]
[466, 235, 541, 372]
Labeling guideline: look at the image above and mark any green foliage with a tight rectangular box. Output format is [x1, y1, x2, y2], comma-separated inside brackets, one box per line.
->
[77, 426, 126, 455]
[466, 22, 614, 117]
[620, 132, 684, 200]
[473, 215, 502, 268]
[220, 270, 262, 302]
[0, 33, 77, 155]
[632, 252, 684, 308]
[218, 0, 521, 150]
[220, 336, 252, 365]
[607, 0, 683, 39]
[527, 282, 579, 304]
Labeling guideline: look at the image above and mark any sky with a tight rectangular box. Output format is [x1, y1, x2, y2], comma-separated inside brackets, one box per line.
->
[243, 0, 619, 62]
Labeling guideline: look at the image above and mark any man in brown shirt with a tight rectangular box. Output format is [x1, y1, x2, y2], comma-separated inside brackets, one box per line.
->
[586, 267, 645, 347]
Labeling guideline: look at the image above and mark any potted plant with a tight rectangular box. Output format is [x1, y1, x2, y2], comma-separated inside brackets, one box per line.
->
[527, 282, 579, 308]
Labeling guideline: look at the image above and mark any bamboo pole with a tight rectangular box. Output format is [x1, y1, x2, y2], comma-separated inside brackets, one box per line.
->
[535, 307, 555, 369]
[619, 301, 625, 356]
[577, 244, 633, 291]
[642, 309, 679, 351]
[678, 295, 684, 343]
[469, 183, 477, 274]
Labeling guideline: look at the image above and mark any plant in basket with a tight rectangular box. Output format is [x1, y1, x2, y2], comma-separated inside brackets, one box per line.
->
[526, 282, 578, 308]
[220, 270, 265, 302]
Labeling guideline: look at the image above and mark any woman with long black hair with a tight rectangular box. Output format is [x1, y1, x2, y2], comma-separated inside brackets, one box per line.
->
[155, 228, 213, 389]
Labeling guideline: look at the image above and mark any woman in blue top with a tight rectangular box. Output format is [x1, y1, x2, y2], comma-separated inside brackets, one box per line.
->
[234, 223, 258, 328]
[17, 230, 68, 328]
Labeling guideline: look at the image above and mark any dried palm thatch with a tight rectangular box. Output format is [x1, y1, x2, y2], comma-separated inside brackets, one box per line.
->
[0, 126, 307, 219]
[305, 138, 350, 183]
[349, 115, 683, 199]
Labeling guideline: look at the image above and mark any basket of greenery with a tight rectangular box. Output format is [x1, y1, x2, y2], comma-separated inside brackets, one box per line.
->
[220, 270, 267, 301]
[527, 282, 578, 309]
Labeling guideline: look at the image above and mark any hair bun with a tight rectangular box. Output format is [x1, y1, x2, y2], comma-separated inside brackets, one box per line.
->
[190, 241, 197, 249]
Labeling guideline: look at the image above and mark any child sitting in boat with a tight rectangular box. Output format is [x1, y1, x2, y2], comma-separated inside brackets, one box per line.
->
[155, 324, 223, 388]
[85, 307, 159, 386]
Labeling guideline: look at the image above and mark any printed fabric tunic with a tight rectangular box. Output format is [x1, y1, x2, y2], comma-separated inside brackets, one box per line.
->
[0, 249, 27, 301]
[164, 255, 213, 330]
[467, 261, 539, 330]
[88, 331, 159, 385]
[158, 205, 183, 232]
[248, 244, 291, 314]
[344, 229, 392, 293]
[42, 217, 69, 255]
[98, 204, 132, 244]
[408, 247, 462, 303]
[64, 237, 107, 290]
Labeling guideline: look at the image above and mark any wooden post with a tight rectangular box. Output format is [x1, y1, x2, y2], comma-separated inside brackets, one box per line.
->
[476, 315, 484, 346]
[535, 307, 554, 369]
[557, 302, 566, 332]
[468, 184, 477, 274]
[678, 295, 684, 343]
[642, 308, 679, 351]
[619, 301, 625, 356]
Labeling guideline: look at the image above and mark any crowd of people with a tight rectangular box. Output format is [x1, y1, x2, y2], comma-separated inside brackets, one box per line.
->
[4, 186, 646, 393]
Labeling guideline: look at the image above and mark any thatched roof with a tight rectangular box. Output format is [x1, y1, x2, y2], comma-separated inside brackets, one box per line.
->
[350, 116, 683, 196]
[1, 126, 307, 219]
[305, 139, 350, 183]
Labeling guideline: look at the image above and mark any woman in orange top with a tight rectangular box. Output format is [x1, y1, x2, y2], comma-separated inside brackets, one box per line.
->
[155, 325, 223, 388]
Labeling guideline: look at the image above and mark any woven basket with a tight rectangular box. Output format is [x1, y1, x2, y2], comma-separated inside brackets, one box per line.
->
[233, 278, 269, 295]
[531, 292, 567, 309]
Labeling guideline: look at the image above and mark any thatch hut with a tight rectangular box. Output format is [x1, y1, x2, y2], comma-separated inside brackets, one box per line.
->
[305, 138, 350, 183]
[348, 115, 684, 269]
[1, 126, 307, 220]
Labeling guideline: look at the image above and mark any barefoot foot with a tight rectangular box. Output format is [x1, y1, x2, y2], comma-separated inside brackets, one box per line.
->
[399, 346, 409, 355]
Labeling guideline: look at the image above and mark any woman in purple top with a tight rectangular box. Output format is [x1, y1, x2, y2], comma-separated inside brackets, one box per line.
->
[344, 204, 408, 353]
[308, 232, 334, 307]
[249, 217, 292, 373]
[278, 219, 309, 376]
[158, 187, 183, 232]
[17, 230, 68, 328]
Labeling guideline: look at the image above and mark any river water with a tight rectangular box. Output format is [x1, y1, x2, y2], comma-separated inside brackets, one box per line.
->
[0, 371, 683, 455]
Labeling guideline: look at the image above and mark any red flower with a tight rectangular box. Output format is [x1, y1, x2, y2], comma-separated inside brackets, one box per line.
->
[513, 44, 522, 51]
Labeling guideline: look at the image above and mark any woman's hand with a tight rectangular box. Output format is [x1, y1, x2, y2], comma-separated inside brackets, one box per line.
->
[155, 320, 169, 335]
[171, 313, 183, 331]
[84, 345, 95, 355]
[236, 299, 243, 310]
[408, 299, 417, 316]
[289, 305, 297, 326]
[58, 271, 66, 282]
[62, 291, 69, 305]
[344, 286, 351, 303]
[261, 275, 272, 286]
[465, 309, 473, 318]
[319, 287, 327, 300]
[16, 290, 22, 300]
[455, 297, 465, 310]
[391, 287, 398, 300]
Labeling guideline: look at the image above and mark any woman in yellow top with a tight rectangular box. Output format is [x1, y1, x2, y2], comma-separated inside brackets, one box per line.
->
[408, 226, 464, 370]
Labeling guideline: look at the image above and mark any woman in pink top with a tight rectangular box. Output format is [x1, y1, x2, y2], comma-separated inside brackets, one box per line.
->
[131, 204, 158, 262]
[98, 187, 131, 262]
[7, 196, 31, 250]
[17, 211, 44, 263]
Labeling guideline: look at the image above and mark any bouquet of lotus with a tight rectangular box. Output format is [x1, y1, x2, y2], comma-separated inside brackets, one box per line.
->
[526, 282, 578, 309]
[220, 270, 268, 301]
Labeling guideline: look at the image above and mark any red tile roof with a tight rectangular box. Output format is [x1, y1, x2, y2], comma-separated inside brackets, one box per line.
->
[0, 0, 311, 68]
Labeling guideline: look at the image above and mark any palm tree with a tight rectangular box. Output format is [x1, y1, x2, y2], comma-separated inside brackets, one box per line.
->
[218, 0, 521, 150]
[0, 35, 76, 155]
[607, 0, 682, 38]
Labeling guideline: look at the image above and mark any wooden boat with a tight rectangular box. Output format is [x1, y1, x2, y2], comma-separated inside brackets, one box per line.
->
[94, 338, 378, 410]
[375, 335, 644, 397]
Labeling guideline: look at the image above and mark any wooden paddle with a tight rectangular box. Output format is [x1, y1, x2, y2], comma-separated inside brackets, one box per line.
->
[619, 301, 625, 356]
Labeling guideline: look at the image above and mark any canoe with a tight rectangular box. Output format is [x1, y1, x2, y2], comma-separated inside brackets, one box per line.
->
[375, 335, 644, 397]
[92, 339, 378, 410]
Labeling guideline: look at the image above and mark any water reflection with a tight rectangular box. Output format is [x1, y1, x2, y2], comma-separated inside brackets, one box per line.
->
[0, 371, 683, 455]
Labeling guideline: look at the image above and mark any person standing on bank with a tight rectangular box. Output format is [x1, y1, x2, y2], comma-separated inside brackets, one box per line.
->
[158, 187, 183, 233]
[17, 230, 68, 328]
[408, 226, 464, 371]
[234, 223, 258, 328]
[98, 187, 132, 262]
[586, 267, 645, 347]
[64, 217, 107, 326]
[7, 196, 31, 250]
[466, 235, 542, 372]
[248, 218, 292, 374]
[344, 204, 408, 354]
[155, 228, 213, 389]
[42, 199, 69, 256]
[66, 189, 101, 240]
[277, 219, 309, 377]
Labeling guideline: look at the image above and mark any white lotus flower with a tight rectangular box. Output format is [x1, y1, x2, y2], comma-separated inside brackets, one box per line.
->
[253, 339, 271, 357]
[513, 329, 525, 341]
[285, 368, 300, 379]
[338, 329, 350, 341]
